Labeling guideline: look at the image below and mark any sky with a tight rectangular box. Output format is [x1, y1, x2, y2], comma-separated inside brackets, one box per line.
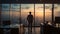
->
[1, 4, 60, 24]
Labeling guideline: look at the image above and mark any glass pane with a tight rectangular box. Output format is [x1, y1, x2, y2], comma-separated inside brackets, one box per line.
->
[45, 4, 52, 25]
[1, 11, 10, 21]
[1, 4, 10, 21]
[54, 4, 60, 19]
[11, 4, 20, 11]
[10, 4, 20, 24]
[35, 4, 43, 26]
[54, 4, 60, 27]
[2, 4, 10, 11]
[1, 4, 10, 26]
[21, 4, 34, 26]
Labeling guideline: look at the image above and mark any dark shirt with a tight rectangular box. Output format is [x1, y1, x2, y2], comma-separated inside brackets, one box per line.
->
[27, 15, 33, 24]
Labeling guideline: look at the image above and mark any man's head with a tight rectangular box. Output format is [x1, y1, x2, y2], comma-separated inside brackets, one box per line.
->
[29, 12, 31, 15]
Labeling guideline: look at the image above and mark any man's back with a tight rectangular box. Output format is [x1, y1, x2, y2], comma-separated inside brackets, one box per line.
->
[27, 14, 33, 23]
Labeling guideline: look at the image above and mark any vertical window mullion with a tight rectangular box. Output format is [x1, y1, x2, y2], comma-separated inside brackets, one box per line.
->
[10, 4, 12, 24]
[52, 4, 54, 25]
[34, 3, 35, 26]
[0, 4, 2, 27]
[9, 4, 11, 25]
[19, 4, 21, 34]
[34, 3, 35, 34]
[19, 4, 21, 24]
[43, 4, 45, 23]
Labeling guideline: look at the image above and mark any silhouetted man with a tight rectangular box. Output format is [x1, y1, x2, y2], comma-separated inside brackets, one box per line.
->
[27, 12, 33, 26]
[27, 12, 33, 34]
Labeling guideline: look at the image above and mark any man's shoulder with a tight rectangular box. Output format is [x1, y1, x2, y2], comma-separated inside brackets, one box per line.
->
[27, 15, 33, 18]
[28, 15, 33, 16]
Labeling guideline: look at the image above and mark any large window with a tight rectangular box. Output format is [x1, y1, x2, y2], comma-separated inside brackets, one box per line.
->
[10, 4, 20, 24]
[1, 4, 20, 24]
[54, 4, 60, 27]
[45, 4, 52, 25]
[21, 4, 34, 26]
[35, 4, 43, 26]
[1, 4, 53, 26]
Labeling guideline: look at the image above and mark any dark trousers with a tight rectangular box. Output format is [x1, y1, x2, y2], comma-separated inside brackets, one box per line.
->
[28, 22, 32, 34]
